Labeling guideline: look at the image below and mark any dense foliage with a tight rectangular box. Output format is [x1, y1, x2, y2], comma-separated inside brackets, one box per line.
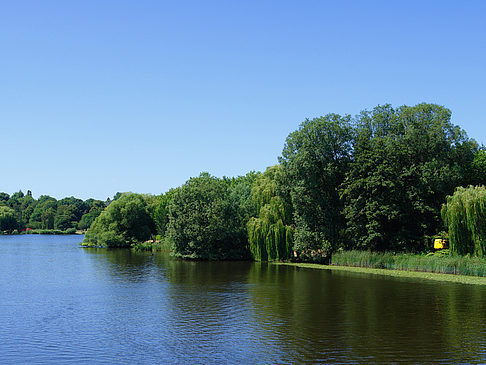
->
[0, 206, 19, 232]
[342, 103, 478, 252]
[442, 186, 486, 256]
[279, 115, 353, 261]
[247, 165, 294, 261]
[166, 173, 256, 260]
[83, 193, 155, 247]
[0, 190, 109, 233]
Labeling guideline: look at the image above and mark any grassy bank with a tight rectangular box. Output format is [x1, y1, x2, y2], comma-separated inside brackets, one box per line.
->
[276, 249, 486, 285]
[330, 250, 486, 277]
[276, 262, 486, 285]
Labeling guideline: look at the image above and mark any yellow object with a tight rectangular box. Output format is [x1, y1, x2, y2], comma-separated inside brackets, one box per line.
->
[434, 238, 449, 250]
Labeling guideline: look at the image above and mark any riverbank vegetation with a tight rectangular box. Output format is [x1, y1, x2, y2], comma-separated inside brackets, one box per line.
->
[73, 103, 486, 273]
[331, 250, 486, 277]
[0, 190, 120, 234]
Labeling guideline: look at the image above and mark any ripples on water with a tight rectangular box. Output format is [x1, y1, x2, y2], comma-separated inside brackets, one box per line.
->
[1, 235, 486, 363]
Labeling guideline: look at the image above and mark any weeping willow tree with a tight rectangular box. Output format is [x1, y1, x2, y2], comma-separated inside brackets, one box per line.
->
[441, 186, 486, 256]
[247, 165, 294, 261]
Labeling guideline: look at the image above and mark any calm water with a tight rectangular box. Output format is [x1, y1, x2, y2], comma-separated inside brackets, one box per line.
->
[1, 235, 486, 364]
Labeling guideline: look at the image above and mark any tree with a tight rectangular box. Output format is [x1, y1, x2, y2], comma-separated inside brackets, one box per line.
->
[341, 103, 477, 252]
[41, 208, 55, 229]
[57, 197, 89, 222]
[11, 191, 24, 200]
[279, 114, 353, 260]
[0, 206, 19, 232]
[442, 186, 486, 256]
[166, 173, 249, 260]
[83, 193, 154, 247]
[29, 196, 57, 229]
[0, 193, 9, 203]
[153, 189, 178, 237]
[468, 149, 486, 186]
[247, 165, 294, 261]
[225, 171, 260, 252]
[77, 200, 105, 230]
[20, 195, 36, 228]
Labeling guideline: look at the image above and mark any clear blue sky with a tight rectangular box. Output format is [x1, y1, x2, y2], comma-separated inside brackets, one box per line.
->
[1, 0, 485, 200]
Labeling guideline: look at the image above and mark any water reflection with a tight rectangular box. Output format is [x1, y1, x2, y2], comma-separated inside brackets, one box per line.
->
[247, 265, 486, 363]
[40, 244, 485, 363]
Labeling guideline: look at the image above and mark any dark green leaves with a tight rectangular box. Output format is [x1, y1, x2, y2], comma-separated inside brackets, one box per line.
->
[279, 114, 353, 259]
[166, 173, 252, 260]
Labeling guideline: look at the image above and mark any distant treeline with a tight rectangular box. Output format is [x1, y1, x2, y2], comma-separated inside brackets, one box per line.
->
[0, 191, 124, 233]
[80, 103, 486, 261]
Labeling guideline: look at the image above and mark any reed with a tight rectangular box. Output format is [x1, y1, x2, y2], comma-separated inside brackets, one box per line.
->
[332, 250, 486, 277]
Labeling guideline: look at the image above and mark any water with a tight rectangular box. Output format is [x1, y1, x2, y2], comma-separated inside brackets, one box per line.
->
[1, 235, 486, 364]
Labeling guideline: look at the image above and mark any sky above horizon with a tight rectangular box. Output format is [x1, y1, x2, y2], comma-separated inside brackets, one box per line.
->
[1, 0, 485, 200]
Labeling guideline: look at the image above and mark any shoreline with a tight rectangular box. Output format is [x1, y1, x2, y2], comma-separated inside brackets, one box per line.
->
[275, 262, 486, 286]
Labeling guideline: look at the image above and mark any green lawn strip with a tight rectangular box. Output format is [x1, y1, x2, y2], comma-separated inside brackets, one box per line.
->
[275, 262, 486, 285]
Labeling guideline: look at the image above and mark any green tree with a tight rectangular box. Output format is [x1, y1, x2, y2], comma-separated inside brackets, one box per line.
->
[19, 195, 36, 228]
[153, 189, 177, 237]
[342, 103, 477, 252]
[247, 165, 294, 261]
[166, 173, 249, 260]
[442, 186, 486, 256]
[468, 149, 486, 186]
[57, 197, 89, 222]
[83, 193, 154, 247]
[279, 114, 353, 260]
[78, 200, 105, 230]
[0, 206, 19, 232]
[0, 193, 9, 203]
[41, 208, 56, 229]
[29, 196, 57, 229]
[11, 191, 24, 200]
[225, 171, 260, 251]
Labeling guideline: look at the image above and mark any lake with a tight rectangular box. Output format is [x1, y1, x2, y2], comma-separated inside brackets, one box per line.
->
[1, 235, 486, 363]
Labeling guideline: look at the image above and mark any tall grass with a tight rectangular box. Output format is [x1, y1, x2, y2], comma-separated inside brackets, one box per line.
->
[21, 228, 77, 235]
[332, 250, 486, 277]
[132, 238, 172, 252]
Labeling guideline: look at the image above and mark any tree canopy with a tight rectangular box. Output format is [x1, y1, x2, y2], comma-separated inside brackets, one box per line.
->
[341, 103, 477, 252]
[247, 165, 294, 261]
[279, 114, 353, 260]
[0, 206, 19, 232]
[83, 193, 155, 247]
[166, 173, 252, 260]
[442, 186, 486, 256]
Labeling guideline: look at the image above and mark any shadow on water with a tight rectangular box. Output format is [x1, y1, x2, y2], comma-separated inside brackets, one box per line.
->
[79, 248, 486, 363]
[247, 264, 486, 363]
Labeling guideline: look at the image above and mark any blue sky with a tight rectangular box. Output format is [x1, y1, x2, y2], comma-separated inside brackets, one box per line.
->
[1, 0, 485, 200]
